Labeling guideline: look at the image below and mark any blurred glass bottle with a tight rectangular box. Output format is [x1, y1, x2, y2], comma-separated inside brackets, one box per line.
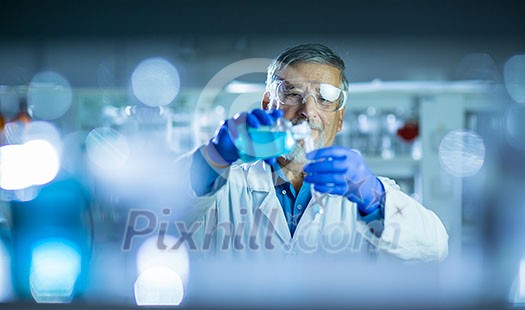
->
[357, 107, 381, 156]
[381, 110, 400, 159]
[345, 111, 364, 152]
[396, 98, 420, 158]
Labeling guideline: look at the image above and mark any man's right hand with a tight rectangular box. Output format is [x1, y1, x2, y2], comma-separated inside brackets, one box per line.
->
[205, 108, 284, 166]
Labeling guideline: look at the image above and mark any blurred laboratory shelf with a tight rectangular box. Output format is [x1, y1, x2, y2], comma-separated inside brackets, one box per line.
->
[365, 156, 420, 178]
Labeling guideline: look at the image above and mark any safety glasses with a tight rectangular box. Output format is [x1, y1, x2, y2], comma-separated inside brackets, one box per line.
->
[270, 79, 346, 112]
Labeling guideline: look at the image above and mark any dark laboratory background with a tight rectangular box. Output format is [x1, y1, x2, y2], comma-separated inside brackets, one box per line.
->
[1, 1, 525, 309]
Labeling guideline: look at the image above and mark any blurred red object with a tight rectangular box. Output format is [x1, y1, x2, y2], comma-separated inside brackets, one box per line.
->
[397, 121, 419, 141]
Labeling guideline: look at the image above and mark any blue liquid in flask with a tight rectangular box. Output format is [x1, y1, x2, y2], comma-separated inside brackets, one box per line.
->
[234, 125, 296, 162]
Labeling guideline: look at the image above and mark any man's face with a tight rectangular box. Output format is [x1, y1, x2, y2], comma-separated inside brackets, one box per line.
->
[264, 62, 345, 150]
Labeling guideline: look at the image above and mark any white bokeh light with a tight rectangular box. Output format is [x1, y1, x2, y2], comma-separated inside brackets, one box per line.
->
[504, 55, 525, 104]
[439, 129, 486, 177]
[131, 57, 180, 107]
[25, 140, 60, 185]
[134, 266, 184, 306]
[136, 235, 190, 283]
[0, 144, 32, 190]
[14, 186, 40, 202]
[0, 140, 60, 190]
[0, 179, 40, 203]
[2, 121, 28, 145]
[22, 121, 62, 149]
[28, 71, 73, 120]
[30, 239, 81, 304]
[0, 121, 61, 193]
[85, 127, 130, 171]
[3, 121, 62, 150]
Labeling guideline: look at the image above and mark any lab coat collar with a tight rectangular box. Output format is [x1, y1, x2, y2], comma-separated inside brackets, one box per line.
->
[243, 161, 276, 192]
[243, 159, 293, 187]
[270, 161, 289, 187]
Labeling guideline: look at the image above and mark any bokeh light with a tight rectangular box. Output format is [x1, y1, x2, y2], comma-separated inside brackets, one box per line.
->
[22, 121, 62, 148]
[134, 266, 184, 306]
[30, 239, 81, 303]
[131, 57, 180, 107]
[0, 139, 60, 191]
[456, 53, 500, 81]
[3, 121, 28, 145]
[504, 55, 525, 104]
[0, 180, 40, 202]
[439, 129, 486, 177]
[505, 104, 525, 151]
[85, 127, 130, 171]
[0, 123, 58, 199]
[0, 144, 31, 190]
[28, 71, 73, 120]
[136, 235, 189, 283]
[3, 121, 62, 150]
[14, 186, 40, 202]
[24, 140, 60, 186]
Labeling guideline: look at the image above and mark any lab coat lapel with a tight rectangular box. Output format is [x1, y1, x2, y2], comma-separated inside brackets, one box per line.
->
[245, 162, 292, 244]
[256, 191, 292, 244]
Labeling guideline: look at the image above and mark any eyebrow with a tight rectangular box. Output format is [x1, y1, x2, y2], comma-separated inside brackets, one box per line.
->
[277, 77, 341, 90]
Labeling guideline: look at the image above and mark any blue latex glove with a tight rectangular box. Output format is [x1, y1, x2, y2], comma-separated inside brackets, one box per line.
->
[303, 146, 385, 215]
[205, 108, 284, 166]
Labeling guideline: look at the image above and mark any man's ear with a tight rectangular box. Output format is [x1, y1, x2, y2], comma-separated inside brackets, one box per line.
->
[261, 92, 271, 110]
[337, 107, 345, 132]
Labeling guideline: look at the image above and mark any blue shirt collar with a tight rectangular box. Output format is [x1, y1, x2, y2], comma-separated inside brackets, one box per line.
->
[270, 160, 290, 187]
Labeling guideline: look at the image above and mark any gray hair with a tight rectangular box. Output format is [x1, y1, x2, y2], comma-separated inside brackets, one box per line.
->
[266, 43, 349, 92]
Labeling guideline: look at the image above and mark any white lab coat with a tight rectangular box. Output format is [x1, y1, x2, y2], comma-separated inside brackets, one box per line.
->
[183, 158, 448, 262]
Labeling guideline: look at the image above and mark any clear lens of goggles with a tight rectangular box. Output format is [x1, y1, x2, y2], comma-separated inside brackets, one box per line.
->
[273, 80, 345, 112]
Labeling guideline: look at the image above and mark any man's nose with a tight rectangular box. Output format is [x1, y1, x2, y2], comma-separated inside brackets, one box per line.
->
[298, 94, 317, 118]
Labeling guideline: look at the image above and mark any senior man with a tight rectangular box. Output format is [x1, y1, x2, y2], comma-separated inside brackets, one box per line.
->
[184, 43, 448, 261]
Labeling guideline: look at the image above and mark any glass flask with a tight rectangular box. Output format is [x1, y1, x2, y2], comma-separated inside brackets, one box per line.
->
[233, 117, 297, 162]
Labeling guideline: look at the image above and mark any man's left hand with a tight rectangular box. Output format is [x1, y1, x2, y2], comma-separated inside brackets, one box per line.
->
[303, 146, 385, 215]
